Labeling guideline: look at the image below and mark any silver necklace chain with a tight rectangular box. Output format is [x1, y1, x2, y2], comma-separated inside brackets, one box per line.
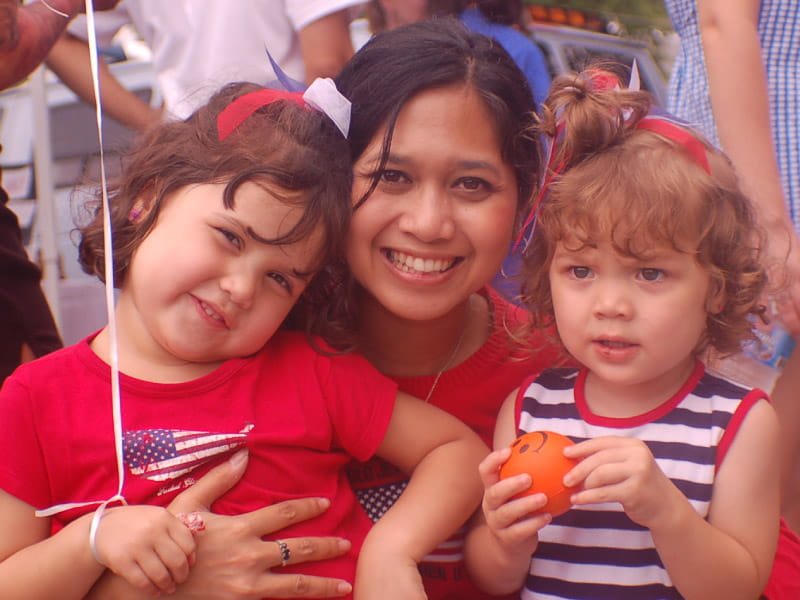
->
[423, 324, 467, 403]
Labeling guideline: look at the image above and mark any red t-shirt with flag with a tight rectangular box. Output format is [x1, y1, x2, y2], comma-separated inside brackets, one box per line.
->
[0, 330, 397, 594]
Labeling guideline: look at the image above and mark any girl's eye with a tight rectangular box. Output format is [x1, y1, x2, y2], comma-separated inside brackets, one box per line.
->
[216, 227, 242, 249]
[570, 266, 592, 279]
[268, 272, 292, 293]
[639, 268, 664, 282]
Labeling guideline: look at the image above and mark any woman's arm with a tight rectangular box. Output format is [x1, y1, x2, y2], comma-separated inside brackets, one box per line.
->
[0, 0, 119, 90]
[45, 32, 162, 132]
[354, 391, 489, 600]
[86, 452, 353, 600]
[698, 0, 800, 335]
[297, 9, 355, 83]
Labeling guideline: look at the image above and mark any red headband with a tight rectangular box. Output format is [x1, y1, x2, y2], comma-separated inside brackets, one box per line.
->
[635, 115, 711, 174]
[217, 89, 306, 140]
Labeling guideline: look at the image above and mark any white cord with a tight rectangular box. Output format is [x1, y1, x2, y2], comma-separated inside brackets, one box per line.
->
[40, 0, 69, 19]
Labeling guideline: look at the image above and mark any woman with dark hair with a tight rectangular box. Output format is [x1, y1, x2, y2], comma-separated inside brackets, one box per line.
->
[336, 19, 559, 599]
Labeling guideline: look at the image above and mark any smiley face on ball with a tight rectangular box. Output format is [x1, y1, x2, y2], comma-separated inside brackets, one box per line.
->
[499, 430, 578, 517]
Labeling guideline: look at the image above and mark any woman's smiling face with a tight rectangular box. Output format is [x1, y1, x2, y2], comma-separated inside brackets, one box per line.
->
[347, 84, 519, 322]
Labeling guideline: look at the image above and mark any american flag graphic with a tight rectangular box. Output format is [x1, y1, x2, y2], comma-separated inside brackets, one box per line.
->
[356, 483, 465, 563]
[123, 428, 250, 481]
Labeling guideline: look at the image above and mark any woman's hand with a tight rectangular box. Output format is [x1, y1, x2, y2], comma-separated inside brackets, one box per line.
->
[87, 452, 352, 600]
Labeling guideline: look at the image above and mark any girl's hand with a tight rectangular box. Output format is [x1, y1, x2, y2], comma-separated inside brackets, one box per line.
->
[479, 447, 551, 555]
[94, 505, 196, 596]
[563, 436, 682, 529]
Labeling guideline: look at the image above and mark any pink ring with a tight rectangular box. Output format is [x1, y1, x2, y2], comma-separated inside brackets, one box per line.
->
[177, 511, 206, 533]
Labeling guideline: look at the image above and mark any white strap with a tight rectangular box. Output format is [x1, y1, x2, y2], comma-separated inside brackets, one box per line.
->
[35, 0, 127, 519]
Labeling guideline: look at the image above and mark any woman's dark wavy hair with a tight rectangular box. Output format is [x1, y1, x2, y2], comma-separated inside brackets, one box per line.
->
[77, 81, 353, 348]
[520, 67, 768, 356]
[333, 18, 542, 338]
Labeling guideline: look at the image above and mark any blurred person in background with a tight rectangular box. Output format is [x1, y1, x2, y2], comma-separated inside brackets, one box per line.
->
[0, 0, 121, 386]
[46, 0, 364, 128]
[665, 0, 800, 548]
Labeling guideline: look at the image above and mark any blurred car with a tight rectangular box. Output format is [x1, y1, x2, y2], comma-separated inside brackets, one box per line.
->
[529, 22, 668, 106]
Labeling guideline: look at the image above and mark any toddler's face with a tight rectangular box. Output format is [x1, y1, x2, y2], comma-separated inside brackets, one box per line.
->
[548, 237, 712, 401]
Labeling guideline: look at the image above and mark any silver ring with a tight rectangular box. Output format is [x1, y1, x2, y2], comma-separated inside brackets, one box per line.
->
[275, 539, 290, 566]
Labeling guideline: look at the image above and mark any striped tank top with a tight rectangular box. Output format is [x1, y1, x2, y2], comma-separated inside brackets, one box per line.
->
[515, 362, 765, 600]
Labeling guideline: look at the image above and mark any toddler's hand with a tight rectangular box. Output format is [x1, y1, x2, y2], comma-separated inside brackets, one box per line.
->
[564, 435, 682, 529]
[93, 504, 197, 596]
[479, 447, 551, 555]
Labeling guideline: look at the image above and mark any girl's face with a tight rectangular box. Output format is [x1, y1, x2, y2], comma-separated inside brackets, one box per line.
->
[117, 182, 321, 371]
[548, 237, 713, 403]
[347, 84, 519, 322]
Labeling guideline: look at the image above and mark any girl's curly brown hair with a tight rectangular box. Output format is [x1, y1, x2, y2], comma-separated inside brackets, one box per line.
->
[520, 68, 768, 357]
[77, 81, 354, 350]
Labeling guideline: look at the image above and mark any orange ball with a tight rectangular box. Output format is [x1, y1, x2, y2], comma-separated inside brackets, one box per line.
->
[499, 430, 578, 517]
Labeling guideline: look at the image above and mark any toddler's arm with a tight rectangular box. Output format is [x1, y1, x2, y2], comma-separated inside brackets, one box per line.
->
[354, 391, 488, 600]
[0, 489, 195, 599]
[463, 389, 550, 595]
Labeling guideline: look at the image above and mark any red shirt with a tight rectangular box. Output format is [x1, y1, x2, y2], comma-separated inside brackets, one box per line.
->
[0, 330, 397, 595]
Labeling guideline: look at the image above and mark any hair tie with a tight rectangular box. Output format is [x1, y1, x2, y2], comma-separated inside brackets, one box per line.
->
[583, 68, 621, 92]
[217, 79, 350, 141]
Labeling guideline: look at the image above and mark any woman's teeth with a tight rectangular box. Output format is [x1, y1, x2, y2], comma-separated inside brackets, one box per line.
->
[389, 250, 455, 274]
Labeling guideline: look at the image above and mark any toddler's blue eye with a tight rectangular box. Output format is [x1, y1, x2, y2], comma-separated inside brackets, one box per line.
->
[640, 268, 663, 281]
[571, 266, 591, 279]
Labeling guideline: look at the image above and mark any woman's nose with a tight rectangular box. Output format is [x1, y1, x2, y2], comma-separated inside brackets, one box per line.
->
[396, 186, 456, 242]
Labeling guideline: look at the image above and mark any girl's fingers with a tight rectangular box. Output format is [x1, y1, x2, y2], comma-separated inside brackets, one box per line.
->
[500, 510, 552, 542]
[488, 492, 548, 530]
[120, 558, 163, 596]
[484, 473, 532, 510]
[154, 537, 193, 585]
[169, 516, 198, 558]
[478, 447, 512, 482]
